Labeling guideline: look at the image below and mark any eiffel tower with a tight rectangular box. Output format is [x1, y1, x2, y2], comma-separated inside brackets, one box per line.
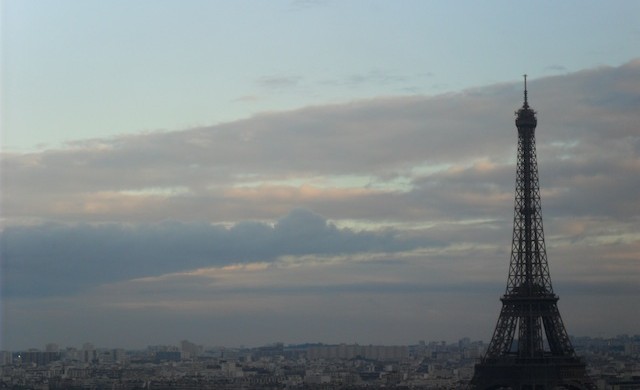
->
[470, 77, 594, 390]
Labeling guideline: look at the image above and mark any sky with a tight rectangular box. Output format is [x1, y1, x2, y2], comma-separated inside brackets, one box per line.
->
[1, 1, 639, 350]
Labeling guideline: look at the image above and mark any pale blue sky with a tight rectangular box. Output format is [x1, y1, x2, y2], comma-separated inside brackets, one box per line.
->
[2, 0, 638, 150]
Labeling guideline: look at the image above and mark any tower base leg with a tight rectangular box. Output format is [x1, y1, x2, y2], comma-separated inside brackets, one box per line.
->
[471, 358, 594, 390]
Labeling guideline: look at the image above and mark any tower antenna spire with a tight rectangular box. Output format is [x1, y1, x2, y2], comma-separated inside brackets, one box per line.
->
[523, 74, 528, 107]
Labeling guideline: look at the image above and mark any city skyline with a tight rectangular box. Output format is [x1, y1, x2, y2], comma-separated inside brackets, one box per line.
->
[2, 2, 639, 351]
[3, 335, 639, 389]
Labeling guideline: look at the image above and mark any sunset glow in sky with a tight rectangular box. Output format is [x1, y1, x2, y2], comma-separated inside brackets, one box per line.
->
[1, 1, 639, 350]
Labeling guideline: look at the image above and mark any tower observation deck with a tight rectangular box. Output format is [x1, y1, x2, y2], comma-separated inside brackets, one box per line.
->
[470, 76, 594, 390]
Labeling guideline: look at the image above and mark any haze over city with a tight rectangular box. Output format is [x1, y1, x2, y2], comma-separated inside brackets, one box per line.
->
[1, 1, 639, 351]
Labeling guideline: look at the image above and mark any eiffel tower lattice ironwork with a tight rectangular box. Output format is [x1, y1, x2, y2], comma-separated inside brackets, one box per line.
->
[470, 76, 594, 390]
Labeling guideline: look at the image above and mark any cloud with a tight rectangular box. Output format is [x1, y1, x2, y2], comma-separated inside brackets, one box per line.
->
[1, 60, 639, 349]
[545, 64, 568, 72]
[1, 209, 442, 298]
[233, 94, 262, 103]
[257, 75, 302, 90]
[327, 69, 409, 88]
[3, 60, 638, 228]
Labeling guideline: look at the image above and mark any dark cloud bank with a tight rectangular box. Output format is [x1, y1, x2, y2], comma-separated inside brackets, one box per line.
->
[1, 209, 440, 298]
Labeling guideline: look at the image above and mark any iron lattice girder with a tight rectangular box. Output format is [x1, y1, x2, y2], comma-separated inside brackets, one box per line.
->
[472, 359, 594, 390]
[485, 294, 576, 358]
[485, 122, 575, 361]
[472, 82, 593, 389]
[506, 130, 553, 294]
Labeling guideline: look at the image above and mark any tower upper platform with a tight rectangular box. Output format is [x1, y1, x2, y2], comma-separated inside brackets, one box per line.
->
[515, 75, 537, 130]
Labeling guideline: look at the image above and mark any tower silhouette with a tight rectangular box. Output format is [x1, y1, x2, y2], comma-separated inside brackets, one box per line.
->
[471, 77, 594, 390]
